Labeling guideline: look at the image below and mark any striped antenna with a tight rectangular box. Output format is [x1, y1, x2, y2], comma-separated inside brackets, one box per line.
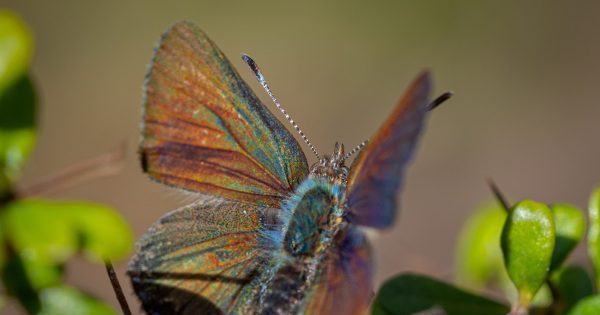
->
[242, 54, 321, 160]
[428, 91, 454, 111]
[343, 139, 368, 161]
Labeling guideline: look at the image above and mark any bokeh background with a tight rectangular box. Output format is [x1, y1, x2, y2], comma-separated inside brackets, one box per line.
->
[3, 0, 600, 313]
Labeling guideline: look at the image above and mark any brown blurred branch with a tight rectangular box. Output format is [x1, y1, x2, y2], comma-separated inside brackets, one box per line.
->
[16, 143, 126, 198]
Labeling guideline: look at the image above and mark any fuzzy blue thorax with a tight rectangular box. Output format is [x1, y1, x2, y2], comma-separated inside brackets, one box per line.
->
[280, 176, 345, 257]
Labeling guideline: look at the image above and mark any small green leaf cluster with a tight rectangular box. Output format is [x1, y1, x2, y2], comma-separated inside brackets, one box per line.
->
[0, 10, 132, 314]
[373, 187, 600, 315]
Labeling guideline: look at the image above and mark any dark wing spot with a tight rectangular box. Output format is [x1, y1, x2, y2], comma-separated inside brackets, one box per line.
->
[131, 278, 224, 315]
[140, 149, 149, 173]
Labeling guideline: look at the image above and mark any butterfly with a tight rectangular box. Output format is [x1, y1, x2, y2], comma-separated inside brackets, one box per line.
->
[127, 21, 450, 315]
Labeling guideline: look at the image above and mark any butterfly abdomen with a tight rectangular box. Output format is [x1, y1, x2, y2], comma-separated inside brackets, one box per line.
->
[256, 263, 310, 314]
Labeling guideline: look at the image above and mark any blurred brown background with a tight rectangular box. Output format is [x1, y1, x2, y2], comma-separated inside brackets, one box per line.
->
[3, 0, 600, 313]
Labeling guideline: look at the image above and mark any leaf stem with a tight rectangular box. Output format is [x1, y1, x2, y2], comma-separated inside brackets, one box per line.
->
[487, 179, 511, 212]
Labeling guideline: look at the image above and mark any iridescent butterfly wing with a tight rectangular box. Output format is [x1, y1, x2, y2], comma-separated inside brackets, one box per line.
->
[139, 21, 308, 207]
[129, 199, 271, 314]
[346, 72, 431, 228]
[302, 227, 373, 315]
[129, 21, 309, 314]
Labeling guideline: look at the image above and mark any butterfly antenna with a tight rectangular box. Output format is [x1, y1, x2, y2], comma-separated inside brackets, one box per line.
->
[105, 261, 132, 315]
[487, 178, 511, 212]
[343, 139, 369, 161]
[428, 91, 454, 111]
[242, 54, 321, 160]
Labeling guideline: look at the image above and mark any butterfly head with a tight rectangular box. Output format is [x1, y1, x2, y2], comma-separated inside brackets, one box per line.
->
[309, 142, 349, 185]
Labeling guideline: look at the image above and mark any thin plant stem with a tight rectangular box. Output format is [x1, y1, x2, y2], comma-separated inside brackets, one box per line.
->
[105, 261, 132, 315]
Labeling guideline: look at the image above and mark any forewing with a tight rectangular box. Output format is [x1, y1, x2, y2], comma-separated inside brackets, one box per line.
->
[302, 227, 373, 315]
[128, 198, 271, 314]
[346, 72, 431, 228]
[142, 21, 308, 206]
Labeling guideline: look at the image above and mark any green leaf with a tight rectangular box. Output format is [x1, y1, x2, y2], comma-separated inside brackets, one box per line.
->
[588, 185, 600, 289]
[2, 253, 41, 313]
[2, 199, 133, 264]
[501, 200, 555, 308]
[3, 199, 78, 264]
[371, 273, 510, 315]
[0, 10, 33, 93]
[68, 201, 133, 262]
[0, 75, 37, 192]
[568, 296, 600, 315]
[551, 265, 594, 313]
[550, 204, 585, 271]
[0, 220, 5, 269]
[455, 202, 507, 288]
[38, 286, 116, 315]
[19, 255, 63, 290]
[454, 202, 550, 307]
[455, 201, 552, 307]
[0, 11, 36, 192]
[1, 253, 64, 313]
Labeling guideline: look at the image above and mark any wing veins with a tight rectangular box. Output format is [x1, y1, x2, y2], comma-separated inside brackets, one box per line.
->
[148, 65, 289, 192]
[154, 175, 283, 200]
[146, 146, 285, 193]
[156, 32, 294, 192]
